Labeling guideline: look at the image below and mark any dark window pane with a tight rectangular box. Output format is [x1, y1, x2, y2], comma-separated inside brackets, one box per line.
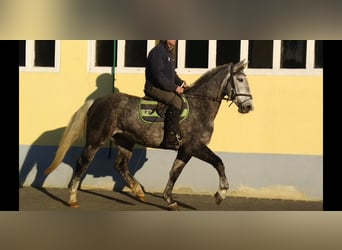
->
[34, 40, 55, 67]
[125, 40, 147, 67]
[281, 40, 306, 68]
[216, 40, 240, 66]
[315, 40, 323, 68]
[96, 40, 116, 67]
[185, 40, 208, 68]
[248, 40, 273, 68]
[19, 40, 26, 66]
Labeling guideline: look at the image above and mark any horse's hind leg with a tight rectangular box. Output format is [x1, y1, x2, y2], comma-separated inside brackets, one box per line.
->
[114, 136, 145, 201]
[68, 145, 100, 208]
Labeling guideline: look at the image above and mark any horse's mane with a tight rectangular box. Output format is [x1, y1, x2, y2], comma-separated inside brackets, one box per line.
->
[185, 63, 232, 90]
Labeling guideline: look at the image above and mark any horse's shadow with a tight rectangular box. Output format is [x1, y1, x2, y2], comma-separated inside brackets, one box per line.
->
[19, 126, 148, 192]
[19, 127, 195, 210]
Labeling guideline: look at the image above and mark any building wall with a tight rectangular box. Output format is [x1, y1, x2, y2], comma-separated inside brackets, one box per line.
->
[19, 40, 323, 200]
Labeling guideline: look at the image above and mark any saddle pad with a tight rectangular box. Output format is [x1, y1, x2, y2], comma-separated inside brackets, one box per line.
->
[139, 96, 189, 123]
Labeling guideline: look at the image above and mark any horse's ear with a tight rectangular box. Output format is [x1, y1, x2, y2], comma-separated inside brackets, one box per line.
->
[233, 59, 248, 73]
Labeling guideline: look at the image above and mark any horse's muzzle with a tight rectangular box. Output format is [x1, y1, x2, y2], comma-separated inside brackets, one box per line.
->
[238, 99, 254, 114]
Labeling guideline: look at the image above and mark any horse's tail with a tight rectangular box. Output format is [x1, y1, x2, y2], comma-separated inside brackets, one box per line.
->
[44, 100, 94, 175]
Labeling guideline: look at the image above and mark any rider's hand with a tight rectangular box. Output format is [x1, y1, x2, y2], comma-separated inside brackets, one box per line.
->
[175, 86, 184, 94]
[182, 82, 189, 89]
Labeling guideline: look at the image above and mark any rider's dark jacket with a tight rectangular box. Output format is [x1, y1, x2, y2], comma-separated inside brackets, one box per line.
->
[144, 41, 183, 92]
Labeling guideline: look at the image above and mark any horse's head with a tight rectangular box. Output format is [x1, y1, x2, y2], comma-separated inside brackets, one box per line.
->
[225, 60, 254, 114]
[185, 60, 254, 114]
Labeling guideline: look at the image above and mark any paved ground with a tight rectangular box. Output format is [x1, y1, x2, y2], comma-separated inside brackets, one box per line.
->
[19, 187, 322, 211]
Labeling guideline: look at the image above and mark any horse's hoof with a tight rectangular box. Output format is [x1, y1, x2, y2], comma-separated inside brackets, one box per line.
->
[214, 191, 224, 205]
[68, 202, 80, 208]
[168, 202, 179, 211]
[137, 195, 146, 202]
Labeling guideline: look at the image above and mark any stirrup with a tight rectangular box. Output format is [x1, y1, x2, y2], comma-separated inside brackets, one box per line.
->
[175, 134, 182, 144]
[161, 133, 182, 148]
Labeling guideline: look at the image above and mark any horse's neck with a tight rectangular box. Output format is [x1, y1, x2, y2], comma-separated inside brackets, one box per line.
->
[186, 90, 222, 121]
[186, 66, 229, 101]
[185, 65, 230, 120]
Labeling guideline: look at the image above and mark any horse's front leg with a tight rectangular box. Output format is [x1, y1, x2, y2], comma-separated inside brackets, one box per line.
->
[163, 146, 192, 211]
[192, 143, 229, 205]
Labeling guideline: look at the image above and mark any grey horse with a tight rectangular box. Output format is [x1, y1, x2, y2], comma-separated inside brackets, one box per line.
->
[44, 60, 254, 210]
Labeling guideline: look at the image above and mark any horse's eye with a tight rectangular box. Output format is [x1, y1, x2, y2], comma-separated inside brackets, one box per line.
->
[237, 77, 243, 82]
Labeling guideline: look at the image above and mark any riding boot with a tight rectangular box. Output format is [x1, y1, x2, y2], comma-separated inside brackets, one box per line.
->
[160, 106, 182, 149]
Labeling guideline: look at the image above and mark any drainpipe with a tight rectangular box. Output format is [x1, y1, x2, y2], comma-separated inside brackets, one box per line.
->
[108, 40, 116, 158]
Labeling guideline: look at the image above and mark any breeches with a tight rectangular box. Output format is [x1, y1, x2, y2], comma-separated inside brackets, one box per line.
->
[144, 86, 183, 110]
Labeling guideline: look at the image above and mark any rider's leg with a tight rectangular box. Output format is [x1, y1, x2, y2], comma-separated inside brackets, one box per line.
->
[160, 105, 182, 148]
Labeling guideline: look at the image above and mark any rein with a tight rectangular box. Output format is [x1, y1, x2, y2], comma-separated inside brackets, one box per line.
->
[184, 93, 228, 103]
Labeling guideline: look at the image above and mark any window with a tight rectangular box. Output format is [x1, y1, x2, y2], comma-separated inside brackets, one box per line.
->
[314, 40, 323, 68]
[216, 40, 240, 66]
[34, 40, 55, 67]
[248, 40, 273, 68]
[19, 40, 26, 66]
[124, 40, 147, 67]
[281, 40, 307, 68]
[96, 40, 116, 67]
[19, 40, 60, 72]
[90, 40, 322, 75]
[185, 40, 208, 68]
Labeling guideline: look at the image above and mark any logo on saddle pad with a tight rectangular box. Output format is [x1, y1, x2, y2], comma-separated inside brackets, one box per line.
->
[139, 96, 189, 123]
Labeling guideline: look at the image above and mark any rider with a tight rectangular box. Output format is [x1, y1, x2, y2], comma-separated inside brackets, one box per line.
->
[144, 40, 188, 148]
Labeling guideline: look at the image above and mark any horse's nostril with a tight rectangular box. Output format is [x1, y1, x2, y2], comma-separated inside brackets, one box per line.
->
[244, 103, 253, 112]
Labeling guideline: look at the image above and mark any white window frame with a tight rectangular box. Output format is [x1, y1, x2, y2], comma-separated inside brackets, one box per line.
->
[19, 40, 61, 72]
[89, 40, 155, 74]
[88, 40, 322, 76]
[245, 40, 322, 76]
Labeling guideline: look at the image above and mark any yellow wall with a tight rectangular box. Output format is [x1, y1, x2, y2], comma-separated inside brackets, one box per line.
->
[19, 41, 323, 156]
[20, 41, 100, 145]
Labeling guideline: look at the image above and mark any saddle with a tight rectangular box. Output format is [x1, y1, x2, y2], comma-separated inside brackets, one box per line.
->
[139, 96, 189, 123]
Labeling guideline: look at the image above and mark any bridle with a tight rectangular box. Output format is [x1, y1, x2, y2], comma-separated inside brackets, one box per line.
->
[185, 66, 253, 108]
[227, 66, 253, 107]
